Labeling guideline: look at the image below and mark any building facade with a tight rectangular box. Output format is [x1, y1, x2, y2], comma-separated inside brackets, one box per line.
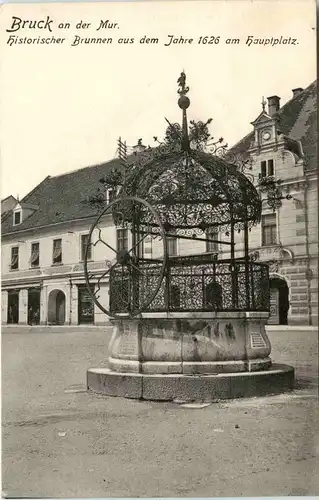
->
[228, 83, 318, 326]
[1, 82, 317, 326]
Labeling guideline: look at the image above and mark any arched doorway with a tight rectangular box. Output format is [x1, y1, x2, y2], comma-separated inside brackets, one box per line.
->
[269, 277, 289, 325]
[48, 289, 66, 325]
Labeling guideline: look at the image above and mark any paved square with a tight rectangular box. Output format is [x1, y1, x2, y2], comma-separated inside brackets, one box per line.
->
[2, 327, 318, 497]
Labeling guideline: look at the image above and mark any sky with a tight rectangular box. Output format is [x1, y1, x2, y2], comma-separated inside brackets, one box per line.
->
[0, 0, 316, 200]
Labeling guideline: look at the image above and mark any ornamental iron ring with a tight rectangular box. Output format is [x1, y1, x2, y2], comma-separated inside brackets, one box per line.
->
[84, 196, 168, 319]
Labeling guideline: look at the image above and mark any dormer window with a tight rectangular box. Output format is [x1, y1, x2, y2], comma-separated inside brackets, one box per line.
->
[261, 159, 274, 177]
[13, 211, 21, 225]
[12, 202, 38, 226]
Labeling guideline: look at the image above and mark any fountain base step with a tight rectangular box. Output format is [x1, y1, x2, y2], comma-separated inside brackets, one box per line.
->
[87, 363, 294, 401]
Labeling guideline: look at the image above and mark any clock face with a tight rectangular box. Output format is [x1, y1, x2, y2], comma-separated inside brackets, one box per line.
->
[262, 131, 271, 141]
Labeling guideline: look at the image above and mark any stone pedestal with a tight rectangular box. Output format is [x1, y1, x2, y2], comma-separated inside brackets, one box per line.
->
[108, 312, 271, 374]
[87, 311, 295, 401]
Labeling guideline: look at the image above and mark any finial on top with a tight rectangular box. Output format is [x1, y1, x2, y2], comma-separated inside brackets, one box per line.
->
[176, 72, 190, 151]
[177, 71, 190, 110]
[177, 71, 189, 96]
[261, 96, 267, 112]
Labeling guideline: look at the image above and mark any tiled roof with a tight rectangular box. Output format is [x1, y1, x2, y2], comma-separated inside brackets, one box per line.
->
[1, 195, 18, 222]
[2, 81, 316, 235]
[228, 80, 317, 170]
[1, 159, 122, 235]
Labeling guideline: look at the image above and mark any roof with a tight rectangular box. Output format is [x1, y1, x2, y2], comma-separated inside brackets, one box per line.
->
[1, 195, 18, 222]
[228, 80, 317, 170]
[1, 195, 17, 204]
[2, 80, 317, 236]
[1, 159, 122, 235]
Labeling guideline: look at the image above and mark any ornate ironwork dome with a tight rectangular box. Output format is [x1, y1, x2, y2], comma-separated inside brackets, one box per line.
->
[120, 148, 262, 235]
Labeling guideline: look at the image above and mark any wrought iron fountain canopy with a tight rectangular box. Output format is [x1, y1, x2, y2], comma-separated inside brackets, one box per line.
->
[84, 72, 271, 318]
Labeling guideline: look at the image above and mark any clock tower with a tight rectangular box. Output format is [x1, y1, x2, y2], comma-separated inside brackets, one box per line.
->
[249, 95, 281, 153]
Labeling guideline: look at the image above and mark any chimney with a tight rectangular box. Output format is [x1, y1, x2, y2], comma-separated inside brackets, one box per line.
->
[292, 87, 303, 98]
[267, 96, 281, 117]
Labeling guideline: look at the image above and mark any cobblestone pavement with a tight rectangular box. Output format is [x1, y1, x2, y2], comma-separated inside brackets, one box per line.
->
[2, 327, 318, 498]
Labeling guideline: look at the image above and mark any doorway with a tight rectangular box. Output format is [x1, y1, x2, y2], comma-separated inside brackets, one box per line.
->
[269, 277, 289, 325]
[48, 289, 66, 325]
[7, 290, 19, 324]
[78, 285, 94, 324]
[28, 288, 41, 325]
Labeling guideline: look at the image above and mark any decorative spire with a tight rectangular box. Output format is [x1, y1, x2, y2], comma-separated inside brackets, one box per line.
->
[261, 96, 267, 112]
[177, 71, 190, 152]
[177, 70, 189, 96]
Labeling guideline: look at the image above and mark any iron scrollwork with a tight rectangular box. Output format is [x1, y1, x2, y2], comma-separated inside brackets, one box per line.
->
[84, 196, 167, 318]
[84, 72, 273, 319]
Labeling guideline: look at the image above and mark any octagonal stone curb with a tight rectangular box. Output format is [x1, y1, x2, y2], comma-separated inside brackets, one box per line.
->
[87, 363, 295, 402]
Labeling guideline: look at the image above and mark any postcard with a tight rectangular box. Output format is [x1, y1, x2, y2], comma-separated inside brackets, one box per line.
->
[1, 1, 317, 498]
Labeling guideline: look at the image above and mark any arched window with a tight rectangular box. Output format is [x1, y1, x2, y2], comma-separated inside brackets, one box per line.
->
[204, 282, 223, 310]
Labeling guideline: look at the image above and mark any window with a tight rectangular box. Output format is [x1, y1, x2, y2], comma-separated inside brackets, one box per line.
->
[81, 234, 92, 261]
[11, 247, 19, 270]
[106, 188, 117, 204]
[52, 238, 62, 264]
[268, 159, 274, 176]
[13, 211, 21, 225]
[167, 236, 177, 256]
[206, 228, 218, 252]
[261, 159, 274, 177]
[262, 214, 277, 246]
[116, 229, 128, 252]
[30, 242, 39, 268]
[261, 161, 267, 178]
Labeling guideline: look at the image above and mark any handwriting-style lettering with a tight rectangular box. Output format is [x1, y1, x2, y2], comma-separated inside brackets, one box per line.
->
[6, 16, 54, 33]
